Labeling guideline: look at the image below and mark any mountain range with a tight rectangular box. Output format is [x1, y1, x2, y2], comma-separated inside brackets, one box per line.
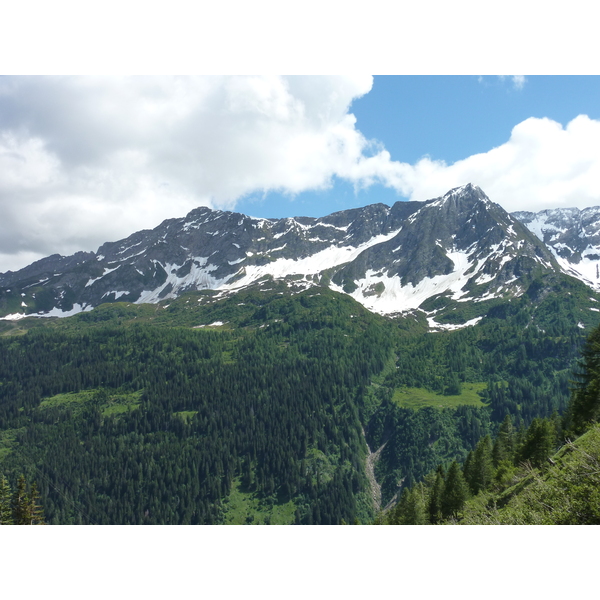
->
[2, 183, 600, 525]
[2, 183, 600, 327]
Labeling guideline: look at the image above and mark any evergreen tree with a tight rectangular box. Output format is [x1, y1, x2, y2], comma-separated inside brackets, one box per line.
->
[517, 418, 557, 469]
[391, 483, 429, 525]
[387, 488, 409, 525]
[441, 461, 469, 519]
[466, 435, 494, 495]
[12, 475, 31, 525]
[492, 415, 515, 467]
[28, 482, 45, 525]
[567, 325, 600, 434]
[444, 372, 462, 396]
[462, 450, 475, 488]
[550, 411, 564, 445]
[428, 469, 445, 524]
[0, 474, 13, 525]
[402, 483, 428, 525]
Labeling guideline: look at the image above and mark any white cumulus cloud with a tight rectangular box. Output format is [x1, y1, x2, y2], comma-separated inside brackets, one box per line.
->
[0, 75, 380, 271]
[2, 76, 600, 274]
[393, 115, 600, 212]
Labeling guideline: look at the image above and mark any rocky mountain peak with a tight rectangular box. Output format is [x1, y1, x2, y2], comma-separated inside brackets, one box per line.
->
[513, 205, 600, 289]
[0, 184, 597, 328]
[442, 182, 489, 203]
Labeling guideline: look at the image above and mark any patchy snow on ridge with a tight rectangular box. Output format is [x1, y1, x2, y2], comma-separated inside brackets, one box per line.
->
[553, 252, 600, 290]
[135, 258, 225, 304]
[515, 208, 600, 291]
[102, 291, 130, 300]
[194, 321, 226, 328]
[332, 250, 475, 316]
[40, 304, 93, 318]
[521, 216, 566, 243]
[219, 229, 403, 292]
[0, 312, 28, 321]
[426, 316, 483, 331]
[1, 303, 93, 320]
[85, 265, 121, 287]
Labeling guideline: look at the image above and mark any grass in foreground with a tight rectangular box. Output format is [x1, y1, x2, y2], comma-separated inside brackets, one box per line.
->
[455, 424, 600, 524]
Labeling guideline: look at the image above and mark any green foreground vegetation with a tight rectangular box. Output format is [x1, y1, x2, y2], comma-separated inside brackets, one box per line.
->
[0, 271, 599, 524]
[380, 415, 600, 525]
[458, 424, 600, 524]
[380, 322, 600, 525]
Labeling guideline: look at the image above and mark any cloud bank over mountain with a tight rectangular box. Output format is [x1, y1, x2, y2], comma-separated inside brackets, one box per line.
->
[0, 76, 377, 270]
[1, 75, 600, 272]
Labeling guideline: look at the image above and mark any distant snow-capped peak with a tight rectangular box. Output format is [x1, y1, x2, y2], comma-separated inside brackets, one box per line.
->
[0, 183, 596, 329]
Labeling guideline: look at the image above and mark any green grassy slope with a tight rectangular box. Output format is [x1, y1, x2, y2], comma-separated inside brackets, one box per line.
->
[455, 424, 600, 524]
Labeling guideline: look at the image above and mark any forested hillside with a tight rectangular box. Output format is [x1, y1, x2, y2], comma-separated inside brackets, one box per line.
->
[380, 307, 600, 525]
[0, 288, 394, 524]
[364, 273, 597, 505]
[0, 273, 598, 524]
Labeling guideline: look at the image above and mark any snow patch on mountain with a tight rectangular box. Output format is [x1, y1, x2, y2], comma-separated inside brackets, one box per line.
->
[333, 250, 478, 315]
[0, 312, 28, 321]
[426, 316, 483, 330]
[218, 228, 403, 293]
[40, 303, 94, 318]
[85, 266, 121, 287]
[135, 258, 223, 304]
[0, 303, 94, 320]
[514, 207, 600, 291]
[553, 253, 600, 290]
[102, 291, 130, 300]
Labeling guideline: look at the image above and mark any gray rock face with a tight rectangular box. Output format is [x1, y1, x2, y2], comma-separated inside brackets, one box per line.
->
[513, 206, 600, 288]
[333, 184, 555, 294]
[0, 184, 593, 323]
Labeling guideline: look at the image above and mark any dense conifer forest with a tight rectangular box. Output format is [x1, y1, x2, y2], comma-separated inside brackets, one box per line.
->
[379, 315, 600, 525]
[0, 289, 394, 524]
[0, 276, 598, 524]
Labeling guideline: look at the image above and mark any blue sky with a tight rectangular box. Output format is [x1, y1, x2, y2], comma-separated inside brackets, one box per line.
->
[1, 75, 600, 273]
[236, 75, 600, 219]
